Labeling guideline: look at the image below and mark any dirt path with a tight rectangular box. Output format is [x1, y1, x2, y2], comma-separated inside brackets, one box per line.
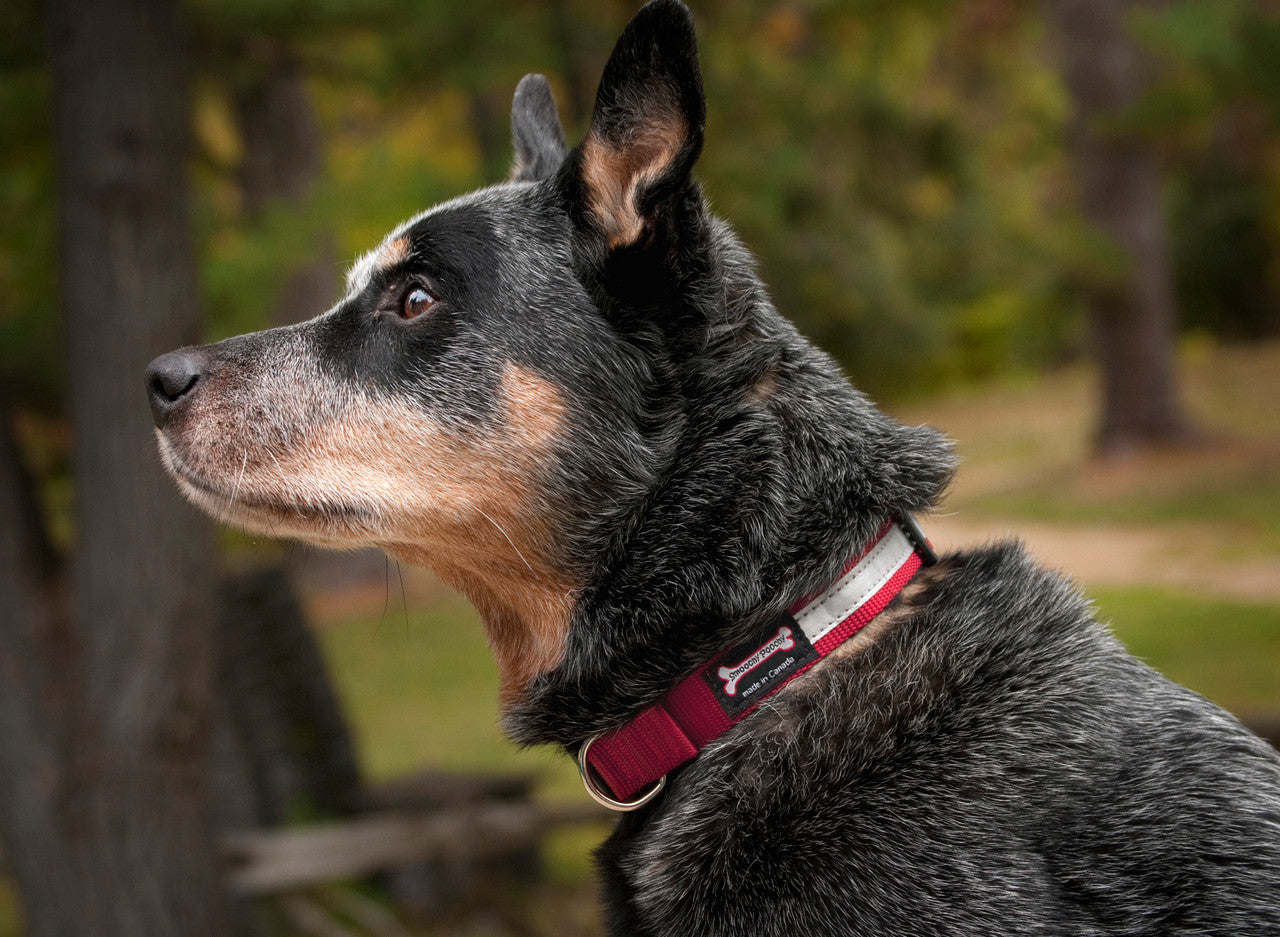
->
[928, 514, 1280, 604]
[297, 516, 1280, 626]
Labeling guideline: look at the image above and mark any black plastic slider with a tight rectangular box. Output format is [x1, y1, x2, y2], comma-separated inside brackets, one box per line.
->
[897, 512, 939, 567]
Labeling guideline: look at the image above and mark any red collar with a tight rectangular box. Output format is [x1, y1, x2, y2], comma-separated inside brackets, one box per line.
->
[578, 517, 935, 810]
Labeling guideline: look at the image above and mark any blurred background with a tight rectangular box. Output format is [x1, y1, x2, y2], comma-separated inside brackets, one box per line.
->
[1, 0, 1278, 935]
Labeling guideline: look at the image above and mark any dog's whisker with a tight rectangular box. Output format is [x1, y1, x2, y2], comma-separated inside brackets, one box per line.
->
[476, 506, 537, 576]
[227, 449, 248, 513]
[377, 553, 391, 630]
[394, 559, 409, 631]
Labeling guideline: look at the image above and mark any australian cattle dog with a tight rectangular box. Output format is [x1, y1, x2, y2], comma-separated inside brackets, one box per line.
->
[146, 2, 1280, 933]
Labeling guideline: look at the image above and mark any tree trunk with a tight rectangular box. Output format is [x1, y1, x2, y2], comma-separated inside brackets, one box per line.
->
[213, 567, 362, 829]
[1047, 0, 1193, 454]
[0, 0, 233, 932]
[0, 395, 79, 937]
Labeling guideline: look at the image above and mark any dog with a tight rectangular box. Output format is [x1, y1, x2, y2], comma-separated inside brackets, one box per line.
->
[146, 2, 1280, 933]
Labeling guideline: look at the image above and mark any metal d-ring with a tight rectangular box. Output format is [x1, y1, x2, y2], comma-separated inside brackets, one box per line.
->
[577, 735, 667, 812]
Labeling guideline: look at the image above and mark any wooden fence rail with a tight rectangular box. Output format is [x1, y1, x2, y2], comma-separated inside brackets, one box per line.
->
[223, 800, 608, 895]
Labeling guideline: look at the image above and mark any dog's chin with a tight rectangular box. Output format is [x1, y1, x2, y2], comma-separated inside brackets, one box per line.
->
[155, 433, 379, 549]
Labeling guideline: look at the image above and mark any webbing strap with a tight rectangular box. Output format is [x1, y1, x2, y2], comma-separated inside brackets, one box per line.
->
[585, 520, 927, 803]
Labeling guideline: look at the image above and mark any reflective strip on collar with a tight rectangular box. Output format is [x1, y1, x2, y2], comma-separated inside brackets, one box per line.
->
[794, 524, 915, 647]
[581, 519, 931, 807]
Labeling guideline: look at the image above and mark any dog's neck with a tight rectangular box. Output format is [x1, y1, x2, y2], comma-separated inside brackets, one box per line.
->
[503, 320, 954, 748]
[578, 519, 935, 806]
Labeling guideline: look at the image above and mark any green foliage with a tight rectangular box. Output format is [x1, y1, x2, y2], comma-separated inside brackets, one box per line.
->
[7, 0, 1280, 407]
[171, 0, 1097, 397]
[195, 173, 334, 340]
[1131, 0, 1280, 338]
[696, 1, 1083, 394]
[0, 0, 57, 409]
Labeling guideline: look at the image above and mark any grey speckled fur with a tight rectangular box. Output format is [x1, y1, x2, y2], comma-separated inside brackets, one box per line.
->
[554, 5, 1280, 935]
[599, 543, 1280, 935]
[145, 1, 1280, 933]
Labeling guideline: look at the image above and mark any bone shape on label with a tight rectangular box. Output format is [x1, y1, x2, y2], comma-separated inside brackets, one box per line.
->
[717, 626, 796, 695]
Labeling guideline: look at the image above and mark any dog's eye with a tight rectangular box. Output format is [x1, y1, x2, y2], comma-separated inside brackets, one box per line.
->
[400, 285, 437, 320]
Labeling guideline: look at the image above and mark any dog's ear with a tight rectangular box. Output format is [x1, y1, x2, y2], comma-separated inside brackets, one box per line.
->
[567, 0, 705, 250]
[509, 74, 568, 183]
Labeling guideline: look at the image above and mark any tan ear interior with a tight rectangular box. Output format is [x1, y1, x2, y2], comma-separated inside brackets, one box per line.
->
[580, 113, 688, 249]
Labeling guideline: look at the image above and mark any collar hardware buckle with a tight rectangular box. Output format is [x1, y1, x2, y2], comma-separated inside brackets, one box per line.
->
[578, 734, 667, 811]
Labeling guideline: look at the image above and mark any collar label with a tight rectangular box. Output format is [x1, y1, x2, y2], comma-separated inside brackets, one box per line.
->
[704, 614, 818, 717]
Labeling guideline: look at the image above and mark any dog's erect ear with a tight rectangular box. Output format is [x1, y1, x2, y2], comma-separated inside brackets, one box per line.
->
[570, 0, 705, 249]
[510, 74, 568, 183]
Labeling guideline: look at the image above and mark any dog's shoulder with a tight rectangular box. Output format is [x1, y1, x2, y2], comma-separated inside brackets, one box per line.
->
[602, 541, 1280, 936]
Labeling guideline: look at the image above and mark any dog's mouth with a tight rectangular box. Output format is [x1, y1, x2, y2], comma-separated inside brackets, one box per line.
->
[156, 432, 379, 543]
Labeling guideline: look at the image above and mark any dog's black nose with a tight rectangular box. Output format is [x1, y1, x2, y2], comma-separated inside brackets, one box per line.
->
[145, 349, 205, 428]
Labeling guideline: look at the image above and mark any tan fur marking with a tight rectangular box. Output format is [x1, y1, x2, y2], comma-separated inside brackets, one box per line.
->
[500, 363, 566, 446]
[376, 236, 411, 270]
[747, 370, 778, 402]
[421, 562, 577, 705]
[388, 364, 573, 700]
[581, 115, 687, 248]
[163, 357, 576, 702]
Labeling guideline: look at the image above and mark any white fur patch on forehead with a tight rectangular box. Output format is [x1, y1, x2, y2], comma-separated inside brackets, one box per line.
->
[345, 208, 431, 297]
[344, 248, 380, 298]
[345, 232, 413, 298]
[343, 184, 530, 298]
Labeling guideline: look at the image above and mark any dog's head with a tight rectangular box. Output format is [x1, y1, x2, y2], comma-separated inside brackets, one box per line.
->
[147, 0, 953, 705]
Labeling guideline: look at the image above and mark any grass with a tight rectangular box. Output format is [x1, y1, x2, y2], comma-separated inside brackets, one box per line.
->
[1092, 586, 1280, 716]
[319, 593, 583, 799]
[891, 340, 1280, 551]
[966, 470, 1280, 551]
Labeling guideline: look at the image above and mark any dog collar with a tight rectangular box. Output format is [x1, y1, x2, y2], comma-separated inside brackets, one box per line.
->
[578, 516, 935, 810]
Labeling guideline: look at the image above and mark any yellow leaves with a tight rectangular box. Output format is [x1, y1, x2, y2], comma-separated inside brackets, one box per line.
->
[325, 88, 480, 261]
[906, 174, 953, 219]
[194, 85, 243, 170]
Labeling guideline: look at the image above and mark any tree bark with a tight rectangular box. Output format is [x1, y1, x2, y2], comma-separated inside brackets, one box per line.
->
[0, 0, 234, 932]
[0, 395, 80, 937]
[1047, 0, 1193, 453]
[213, 567, 362, 829]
